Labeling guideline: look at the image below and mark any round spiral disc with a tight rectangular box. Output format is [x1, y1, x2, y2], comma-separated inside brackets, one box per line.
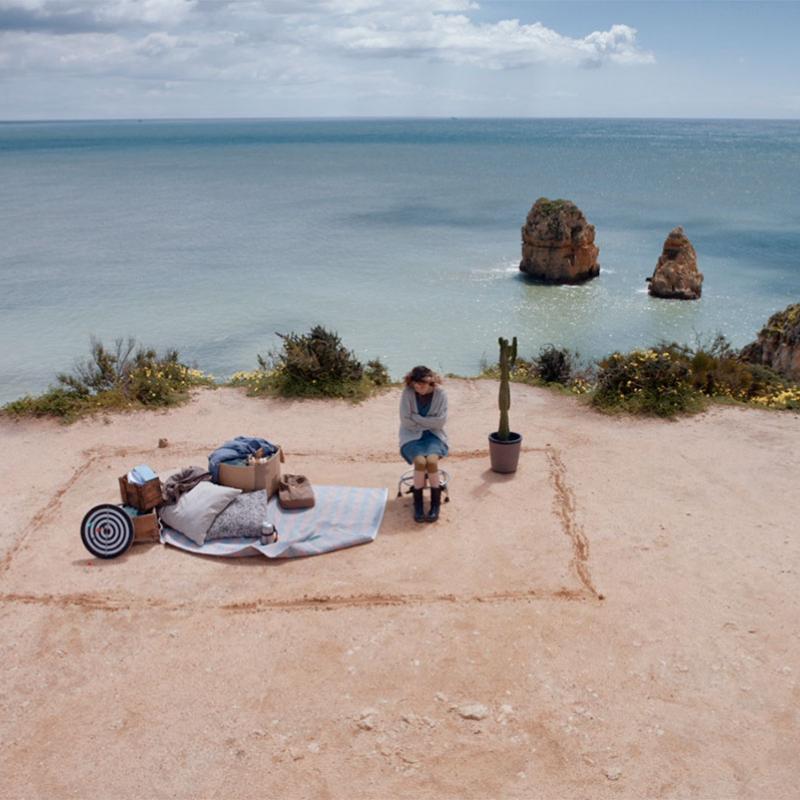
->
[80, 504, 135, 559]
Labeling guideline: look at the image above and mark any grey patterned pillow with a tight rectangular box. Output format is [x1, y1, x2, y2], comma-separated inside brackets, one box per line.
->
[159, 481, 241, 546]
[206, 490, 269, 540]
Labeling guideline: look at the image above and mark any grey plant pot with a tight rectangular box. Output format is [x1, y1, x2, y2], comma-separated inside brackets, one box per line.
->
[488, 431, 522, 473]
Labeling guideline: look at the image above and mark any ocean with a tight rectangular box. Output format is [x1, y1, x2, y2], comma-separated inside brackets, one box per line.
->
[1, 117, 799, 404]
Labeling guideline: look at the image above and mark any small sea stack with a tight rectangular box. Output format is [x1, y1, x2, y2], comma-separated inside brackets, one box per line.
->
[740, 302, 800, 381]
[519, 198, 600, 284]
[647, 226, 703, 300]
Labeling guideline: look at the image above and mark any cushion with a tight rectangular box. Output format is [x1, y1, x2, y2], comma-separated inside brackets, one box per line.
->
[159, 481, 241, 545]
[207, 490, 269, 540]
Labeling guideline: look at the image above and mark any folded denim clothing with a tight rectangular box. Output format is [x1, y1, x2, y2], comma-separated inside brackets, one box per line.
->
[208, 437, 278, 482]
[206, 489, 269, 540]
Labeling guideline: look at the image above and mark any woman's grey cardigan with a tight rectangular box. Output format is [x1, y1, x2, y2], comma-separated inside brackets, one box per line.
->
[398, 385, 449, 450]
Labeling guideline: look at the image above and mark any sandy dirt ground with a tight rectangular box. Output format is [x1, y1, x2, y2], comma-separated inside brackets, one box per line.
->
[1, 380, 798, 800]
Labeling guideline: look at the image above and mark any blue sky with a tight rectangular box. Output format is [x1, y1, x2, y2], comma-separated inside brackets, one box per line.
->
[0, 0, 798, 119]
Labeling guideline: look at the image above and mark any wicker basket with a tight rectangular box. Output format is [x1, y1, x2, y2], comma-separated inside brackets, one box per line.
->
[118, 476, 162, 512]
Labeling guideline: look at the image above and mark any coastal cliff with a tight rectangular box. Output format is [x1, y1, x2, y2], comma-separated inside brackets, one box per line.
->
[741, 303, 800, 381]
[519, 198, 600, 283]
[3, 380, 800, 800]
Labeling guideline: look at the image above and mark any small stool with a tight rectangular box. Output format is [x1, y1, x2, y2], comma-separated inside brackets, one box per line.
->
[396, 469, 451, 502]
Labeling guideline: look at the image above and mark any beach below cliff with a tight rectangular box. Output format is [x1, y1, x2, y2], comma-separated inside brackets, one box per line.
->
[1, 381, 798, 799]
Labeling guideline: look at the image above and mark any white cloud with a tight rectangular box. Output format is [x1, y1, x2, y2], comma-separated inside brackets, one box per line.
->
[0, 0, 653, 73]
[0, 0, 196, 30]
[580, 24, 652, 67]
[323, 0, 477, 11]
[0, 0, 655, 117]
[102, 0, 196, 27]
[0, 26, 320, 84]
[326, 13, 653, 69]
[135, 30, 180, 56]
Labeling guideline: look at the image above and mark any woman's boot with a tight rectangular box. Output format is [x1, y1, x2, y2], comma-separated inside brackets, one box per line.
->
[427, 487, 442, 523]
[412, 488, 425, 523]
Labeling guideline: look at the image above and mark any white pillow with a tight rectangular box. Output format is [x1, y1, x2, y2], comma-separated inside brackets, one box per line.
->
[159, 481, 241, 545]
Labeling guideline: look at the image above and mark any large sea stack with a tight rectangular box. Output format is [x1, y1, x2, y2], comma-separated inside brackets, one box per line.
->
[740, 303, 800, 381]
[519, 198, 599, 283]
[647, 227, 703, 300]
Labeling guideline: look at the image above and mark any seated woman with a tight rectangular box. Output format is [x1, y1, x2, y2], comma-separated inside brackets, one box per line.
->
[398, 365, 449, 523]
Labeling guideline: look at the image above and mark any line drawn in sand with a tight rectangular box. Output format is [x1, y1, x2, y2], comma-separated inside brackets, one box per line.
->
[0, 445, 602, 611]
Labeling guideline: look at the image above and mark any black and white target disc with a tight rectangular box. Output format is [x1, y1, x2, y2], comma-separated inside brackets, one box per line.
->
[80, 504, 135, 559]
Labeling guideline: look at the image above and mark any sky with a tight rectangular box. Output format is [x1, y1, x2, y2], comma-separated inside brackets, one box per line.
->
[1, 0, 799, 120]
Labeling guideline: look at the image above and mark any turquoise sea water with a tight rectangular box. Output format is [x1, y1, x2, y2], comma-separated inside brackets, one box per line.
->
[1, 118, 799, 403]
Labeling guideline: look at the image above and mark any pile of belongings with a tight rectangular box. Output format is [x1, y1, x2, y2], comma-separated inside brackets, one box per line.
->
[208, 436, 279, 482]
[154, 435, 387, 559]
[160, 436, 282, 547]
[121, 464, 161, 520]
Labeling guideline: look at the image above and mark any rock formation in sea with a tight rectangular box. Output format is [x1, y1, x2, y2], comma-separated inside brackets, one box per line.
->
[740, 303, 800, 381]
[647, 227, 703, 300]
[519, 198, 599, 283]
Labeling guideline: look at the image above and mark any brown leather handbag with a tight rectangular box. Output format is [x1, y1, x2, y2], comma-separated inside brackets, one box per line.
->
[277, 474, 315, 510]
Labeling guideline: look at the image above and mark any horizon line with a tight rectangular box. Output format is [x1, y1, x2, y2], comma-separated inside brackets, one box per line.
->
[2, 115, 800, 124]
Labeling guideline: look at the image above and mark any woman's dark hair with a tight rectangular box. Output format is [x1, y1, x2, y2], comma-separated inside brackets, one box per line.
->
[403, 365, 443, 387]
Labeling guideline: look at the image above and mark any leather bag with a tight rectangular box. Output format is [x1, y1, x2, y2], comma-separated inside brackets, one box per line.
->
[278, 474, 315, 510]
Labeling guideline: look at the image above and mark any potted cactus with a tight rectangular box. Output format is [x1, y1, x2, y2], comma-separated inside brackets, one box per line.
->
[489, 336, 523, 473]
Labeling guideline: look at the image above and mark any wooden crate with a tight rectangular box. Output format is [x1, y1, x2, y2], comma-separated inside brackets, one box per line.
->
[131, 509, 160, 543]
[118, 475, 162, 512]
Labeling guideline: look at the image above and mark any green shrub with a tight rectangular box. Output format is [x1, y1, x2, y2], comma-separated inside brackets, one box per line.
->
[365, 359, 391, 387]
[274, 325, 362, 386]
[1, 337, 214, 422]
[3, 387, 88, 420]
[483, 335, 799, 415]
[661, 335, 787, 402]
[228, 369, 273, 394]
[254, 326, 389, 400]
[56, 337, 133, 396]
[745, 363, 791, 397]
[481, 346, 586, 397]
[750, 385, 800, 409]
[534, 345, 575, 384]
[591, 348, 705, 417]
[128, 349, 214, 406]
[591, 335, 796, 416]
[480, 356, 534, 384]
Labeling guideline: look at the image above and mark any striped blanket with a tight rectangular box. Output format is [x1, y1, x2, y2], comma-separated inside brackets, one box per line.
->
[160, 485, 387, 559]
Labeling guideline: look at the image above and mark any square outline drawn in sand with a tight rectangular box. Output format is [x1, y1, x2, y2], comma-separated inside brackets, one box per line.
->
[0, 446, 599, 613]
